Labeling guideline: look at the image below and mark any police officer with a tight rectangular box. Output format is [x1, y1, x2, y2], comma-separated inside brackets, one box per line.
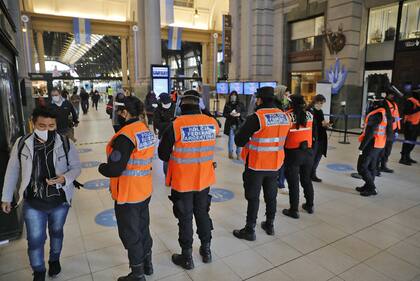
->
[282, 95, 314, 219]
[233, 87, 291, 240]
[99, 96, 155, 281]
[400, 88, 420, 165]
[378, 89, 401, 173]
[356, 96, 388, 196]
[158, 90, 219, 270]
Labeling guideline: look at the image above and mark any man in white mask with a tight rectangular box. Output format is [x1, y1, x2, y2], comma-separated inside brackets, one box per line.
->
[48, 88, 79, 142]
[1, 107, 81, 281]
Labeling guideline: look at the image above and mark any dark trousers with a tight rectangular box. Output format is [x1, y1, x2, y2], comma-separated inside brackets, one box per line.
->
[401, 122, 419, 158]
[311, 141, 324, 176]
[81, 100, 89, 114]
[170, 188, 213, 250]
[285, 149, 314, 212]
[379, 140, 394, 166]
[357, 146, 382, 191]
[93, 100, 99, 110]
[114, 198, 153, 266]
[243, 168, 278, 226]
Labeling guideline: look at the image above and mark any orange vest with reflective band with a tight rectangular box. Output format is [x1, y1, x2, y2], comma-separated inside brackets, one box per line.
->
[166, 114, 219, 192]
[358, 108, 387, 149]
[241, 108, 290, 171]
[106, 121, 155, 204]
[404, 97, 420, 125]
[284, 110, 313, 149]
[386, 99, 401, 131]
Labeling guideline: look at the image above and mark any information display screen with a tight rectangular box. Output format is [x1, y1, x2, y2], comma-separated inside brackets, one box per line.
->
[216, 82, 229, 94]
[244, 82, 259, 95]
[259, 81, 277, 88]
[229, 82, 243, 94]
[152, 79, 169, 95]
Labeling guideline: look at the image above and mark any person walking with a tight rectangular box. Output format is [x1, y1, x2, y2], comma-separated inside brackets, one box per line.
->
[223, 91, 245, 159]
[69, 89, 81, 117]
[48, 88, 79, 143]
[99, 96, 155, 281]
[92, 90, 100, 111]
[158, 90, 219, 270]
[400, 88, 419, 165]
[282, 95, 315, 219]
[145, 91, 158, 128]
[80, 87, 89, 114]
[1, 107, 81, 281]
[307, 94, 330, 182]
[233, 87, 290, 240]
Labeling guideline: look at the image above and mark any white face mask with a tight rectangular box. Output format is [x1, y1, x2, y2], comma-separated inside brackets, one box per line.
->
[162, 103, 171, 109]
[314, 104, 323, 110]
[34, 129, 48, 141]
[52, 96, 61, 103]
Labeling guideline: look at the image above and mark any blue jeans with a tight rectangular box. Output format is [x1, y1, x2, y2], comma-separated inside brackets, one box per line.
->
[23, 202, 70, 272]
[278, 165, 286, 188]
[228, 127, 241, 155]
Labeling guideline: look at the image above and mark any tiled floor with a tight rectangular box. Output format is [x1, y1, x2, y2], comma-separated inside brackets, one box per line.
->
[1, 104, 420, 281]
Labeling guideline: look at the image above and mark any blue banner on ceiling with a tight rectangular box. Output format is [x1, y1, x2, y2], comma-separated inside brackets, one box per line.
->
[73, 18, 91, 45]
[168, 26, 182, 50]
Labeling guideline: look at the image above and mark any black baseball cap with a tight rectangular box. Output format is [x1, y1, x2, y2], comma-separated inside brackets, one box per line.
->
[255, 86, 275, 99]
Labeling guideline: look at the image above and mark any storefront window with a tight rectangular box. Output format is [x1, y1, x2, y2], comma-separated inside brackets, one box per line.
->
[367, 3, 398, 44]
[400, 0, 420, 40]
[290, 16, 324, 52]
[291, 72, 322, 104]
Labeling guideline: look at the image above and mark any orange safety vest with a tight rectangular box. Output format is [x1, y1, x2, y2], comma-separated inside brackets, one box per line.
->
[166, 114, 219, 192]
[386, 99, 401, 131]
[404, 97, 420, 125]
[358, 108, 387, 149]
[284, 110, 313, 149]
[106, 121, 155, 204]
[241, 108, 290, 171]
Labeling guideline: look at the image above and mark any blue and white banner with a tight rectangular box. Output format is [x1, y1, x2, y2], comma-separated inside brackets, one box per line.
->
[73, 18, 91, 45]
[168, 26, 182, 50]
[160, 0, 174, 26]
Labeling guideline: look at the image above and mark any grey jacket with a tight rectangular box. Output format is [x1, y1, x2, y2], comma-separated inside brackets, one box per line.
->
[1, 133, 81, 205]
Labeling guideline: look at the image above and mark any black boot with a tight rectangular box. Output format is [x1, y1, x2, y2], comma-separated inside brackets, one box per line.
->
[408, 157, 417, 164]
[282, 209, 299, 219]
[311, 174, 322, 182]
[380, 163, 394, 173]
[261, 221, 274, 236]
[199, 242, 212, 263]
[302, 203, 314, 214]
[48, 260, 61, 277]
[172, 249, 194, 270]
[117, 264, 146, 281]
[399, 155, 412, 166]
[144, 251, 153, 276]
[33, 271, 46, 281]
[233, 225, 256, 241]
[360, 189, 378, 197]
[355, 185, 367, 192]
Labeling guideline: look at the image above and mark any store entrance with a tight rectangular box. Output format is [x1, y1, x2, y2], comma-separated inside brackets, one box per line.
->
[291, 71, 322, 104]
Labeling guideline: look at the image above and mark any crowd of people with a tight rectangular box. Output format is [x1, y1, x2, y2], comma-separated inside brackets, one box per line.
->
[0, 83, 419, 281]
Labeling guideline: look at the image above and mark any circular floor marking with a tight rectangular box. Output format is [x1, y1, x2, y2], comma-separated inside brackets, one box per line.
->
[326, 163, 354, 172]
[210, 188, 235, 202]
[83, 179, 110, 190]
[95, 209, 117, 227]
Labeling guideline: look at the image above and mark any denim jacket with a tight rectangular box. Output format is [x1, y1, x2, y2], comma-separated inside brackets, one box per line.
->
[1, 133, 81, 205]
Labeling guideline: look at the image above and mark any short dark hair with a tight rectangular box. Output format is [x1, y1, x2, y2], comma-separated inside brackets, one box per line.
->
[32, 106, 57, 123]
[313, 94, 326, 103]
[123, 96, 145, 117]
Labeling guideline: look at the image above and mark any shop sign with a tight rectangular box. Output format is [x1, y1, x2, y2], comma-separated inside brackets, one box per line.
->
[222, 14, 232, 63]
[326, 58, 347, 95]
[399, 39, 420, 50]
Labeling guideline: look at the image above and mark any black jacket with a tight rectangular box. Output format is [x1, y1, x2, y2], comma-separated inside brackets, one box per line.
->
[310, 107, 328, 157]
[153, 102, 176, 139]
[145, 93, 158, 115]
[223, 101, 245, 135]
[49, 100, 78, 133]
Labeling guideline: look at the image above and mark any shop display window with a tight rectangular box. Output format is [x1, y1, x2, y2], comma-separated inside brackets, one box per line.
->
[367, 3, 399, 44]
[400, 0, 420, 40]
[290, 16, 324, 52]
[291, 72, 322, 104]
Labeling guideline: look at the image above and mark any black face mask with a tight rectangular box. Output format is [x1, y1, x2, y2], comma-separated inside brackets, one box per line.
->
[118, 114, 126, 125]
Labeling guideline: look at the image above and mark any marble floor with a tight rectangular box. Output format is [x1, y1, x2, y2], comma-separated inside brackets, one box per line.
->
[1, 104, 420, 281]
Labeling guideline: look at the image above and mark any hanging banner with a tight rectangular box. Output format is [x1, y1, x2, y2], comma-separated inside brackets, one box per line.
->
[168, 26, 182, 50]
[326, 58, 347, 95]
[160, 0, 174, 26]
[73, 18, 91, 45]
[222, 14, 232, 63]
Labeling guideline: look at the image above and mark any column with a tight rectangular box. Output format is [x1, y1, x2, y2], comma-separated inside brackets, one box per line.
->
[128, 34, 135, 88]
[121, 36, 128, 87]
[201, 43, 209, 84]
[229, 0, 241, 80]
[272, 2, 284, 83]
[36, 30, 46, 73]
[239, 0, 252, 80]
[137, 0, 146, 84]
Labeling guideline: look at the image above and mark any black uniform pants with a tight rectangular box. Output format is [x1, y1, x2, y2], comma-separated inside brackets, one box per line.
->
[170, 188, 213, 250]
[402, 122, 419, 157]
[243, 168, 278, 226]
[81, 100, 89, 114]
[379, 140, 394, 166]
[311, 140, 325, 176]
[357, 146, 382, 191]
[285, 149, 314, 212]
[114, 198, 153, 266]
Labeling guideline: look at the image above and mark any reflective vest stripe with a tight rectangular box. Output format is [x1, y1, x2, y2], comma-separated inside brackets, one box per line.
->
[247, 144, 284, 152]
[127, 158, 153, 165]
[170, 155, 214, 164]
[121, 169, 152, 176]
[289, 127, 311, 132]
[250, 137, 286, 143]
[173, 146, 215, 153]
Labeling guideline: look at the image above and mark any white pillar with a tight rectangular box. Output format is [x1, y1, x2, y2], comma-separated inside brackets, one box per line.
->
[144, 0, 162, 80]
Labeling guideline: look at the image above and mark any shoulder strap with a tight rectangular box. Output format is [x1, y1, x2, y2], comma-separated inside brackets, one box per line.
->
[59, 134, 70, 166]
[18, 134, 33, 167]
